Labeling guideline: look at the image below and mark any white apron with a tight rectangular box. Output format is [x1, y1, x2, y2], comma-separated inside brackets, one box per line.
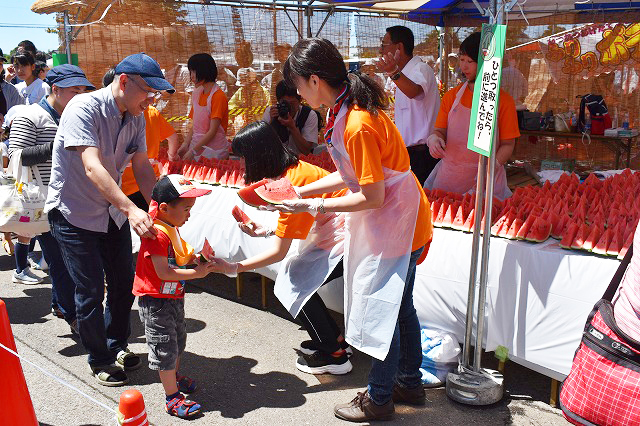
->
[330, 104, 420, 361]
[190, 84, 229, 159]
[274, 209, 346, 318]
[424, 82, 511, 200]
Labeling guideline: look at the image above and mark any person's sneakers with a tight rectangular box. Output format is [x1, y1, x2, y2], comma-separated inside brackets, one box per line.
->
[299, 340, 354, 357]
[32, 255, 49, 271]
[116, 348, 142, 371]
[392, 383, 426, 405]
[12, 268, 43, 285]
[334, 390, 395, 422]
[295, 350, 353, 375]
[90, 364, 129, 387]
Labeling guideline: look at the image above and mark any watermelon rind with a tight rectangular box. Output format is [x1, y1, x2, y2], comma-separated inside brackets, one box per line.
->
[255, 178, 298, 205]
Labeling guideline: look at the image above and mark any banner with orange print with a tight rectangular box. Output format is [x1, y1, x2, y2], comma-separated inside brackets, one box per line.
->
[539, 23, 640, 80]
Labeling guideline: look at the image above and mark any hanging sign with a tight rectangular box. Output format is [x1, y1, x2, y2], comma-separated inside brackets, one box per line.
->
[468, 23, 507, 157]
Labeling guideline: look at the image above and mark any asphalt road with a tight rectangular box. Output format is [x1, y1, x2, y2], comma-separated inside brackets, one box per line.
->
[0, 250, 566, 425]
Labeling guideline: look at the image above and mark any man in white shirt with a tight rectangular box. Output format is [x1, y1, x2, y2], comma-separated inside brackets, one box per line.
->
[377, 26, 440, 185]
[501, 52, 528, 111]
[262, 80, 318, 155]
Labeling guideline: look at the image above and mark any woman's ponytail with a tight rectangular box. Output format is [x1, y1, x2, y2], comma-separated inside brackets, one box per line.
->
[347, 70, 388, 114]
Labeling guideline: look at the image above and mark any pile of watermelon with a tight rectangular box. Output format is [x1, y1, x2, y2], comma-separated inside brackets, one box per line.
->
[425, 170, 638, 259]
[160, 158, 248, 188]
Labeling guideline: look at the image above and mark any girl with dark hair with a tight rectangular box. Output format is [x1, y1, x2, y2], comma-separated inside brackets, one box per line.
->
[177, 53, 229, 161]
[278, 37, 433, 422]
[12, 50, 50, 105]
[425, 32, 519, 200]
[214, 121, 353, 375]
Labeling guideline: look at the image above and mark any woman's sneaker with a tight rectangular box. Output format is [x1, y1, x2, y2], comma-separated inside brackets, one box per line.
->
[299, 340, 353, 357]
[12, 268, 43, 285]
[295, 351, 353, 375]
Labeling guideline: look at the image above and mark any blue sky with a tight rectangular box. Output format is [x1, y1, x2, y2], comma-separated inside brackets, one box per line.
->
[1, 2, 59, 54]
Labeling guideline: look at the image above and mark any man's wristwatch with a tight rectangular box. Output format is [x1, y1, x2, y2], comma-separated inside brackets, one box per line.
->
[390, 71, 402, 81]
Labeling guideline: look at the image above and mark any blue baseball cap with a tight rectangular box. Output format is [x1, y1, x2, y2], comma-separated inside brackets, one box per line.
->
[46, 64, 95, 89]
[115, 53, 175, 93]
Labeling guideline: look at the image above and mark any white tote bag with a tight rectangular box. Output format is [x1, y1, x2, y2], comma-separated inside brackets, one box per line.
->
[0, 152, 49, 236]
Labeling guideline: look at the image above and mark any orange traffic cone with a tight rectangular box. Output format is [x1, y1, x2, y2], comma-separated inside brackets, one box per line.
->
[117, 389, 149, 425]
[0, 299, 38, 425]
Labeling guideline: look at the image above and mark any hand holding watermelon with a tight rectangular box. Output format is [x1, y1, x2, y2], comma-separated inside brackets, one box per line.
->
[267, 198, 323, 214]
[198, 238, 215, 263]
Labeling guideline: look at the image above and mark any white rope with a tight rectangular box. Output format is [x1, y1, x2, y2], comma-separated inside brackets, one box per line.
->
[0, 342, 117, 415]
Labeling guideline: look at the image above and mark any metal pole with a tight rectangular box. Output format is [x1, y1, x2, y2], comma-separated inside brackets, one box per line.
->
[64, 11, 72, 65]
[306, 6, 312, 38]
[298, 1, 303, 40]
[472, 0, 505, 373]
[462, 155, 487, 367]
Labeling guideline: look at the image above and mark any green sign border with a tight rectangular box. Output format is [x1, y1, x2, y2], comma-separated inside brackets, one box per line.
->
[467, 23, 507, 158]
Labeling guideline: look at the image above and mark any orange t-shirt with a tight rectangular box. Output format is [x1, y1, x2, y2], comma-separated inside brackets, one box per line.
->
[275, 161, 346, 239]
[342, 106, 432, 251]
[121, 106, 176, 196]
[188, 88, 229, 133]
[434, 83, 520, 140]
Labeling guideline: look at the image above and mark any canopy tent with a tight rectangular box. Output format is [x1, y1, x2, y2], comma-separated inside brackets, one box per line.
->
[313, 0, 640, 25]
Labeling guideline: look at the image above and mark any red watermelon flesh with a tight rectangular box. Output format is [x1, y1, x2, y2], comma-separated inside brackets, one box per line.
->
[199, 238, 215, 262]
[194, 166, 205, 183]
[228, 169, 239, 189]
[551, 214, 570, 239]
[451, 205, 469, 231]
[441, 203, 458, 228]
[255, 178, 298, 205]
[491, 214, 509, 236]
[237, 178, 270, 207]
[570, 224, 591, 250]
[498, 212, 517, 238]
[430, 200, 442, 220]
[606, 224, 625, 256]
[462, 209, 475, 233]
[506, 218, 524, 239]
[434, 201, 449, 227]
[525, 217, 552, 243]
[231, 205, 253, 225]
[582, 226, 602, 252]
[559, 223, 580, 249]
[516, 215, 537, 240]
[592, 228, 613, 255]
[618, 232, 634, 259]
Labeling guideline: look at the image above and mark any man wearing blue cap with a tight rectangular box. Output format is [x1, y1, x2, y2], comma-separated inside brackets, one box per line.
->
[45, 53, 175, 386]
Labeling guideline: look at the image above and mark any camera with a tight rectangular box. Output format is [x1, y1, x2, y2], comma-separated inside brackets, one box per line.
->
[276, 101, 291, 119]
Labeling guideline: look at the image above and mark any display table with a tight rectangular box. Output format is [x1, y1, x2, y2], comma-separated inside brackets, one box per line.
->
[520, 129, 639, 169]
[179, 185, 621, 380]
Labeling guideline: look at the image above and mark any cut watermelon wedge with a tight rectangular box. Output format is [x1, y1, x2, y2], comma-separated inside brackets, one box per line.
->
[592, 228, 613, 255]
[199, 238, 215, 262]
[237, 179, 270, 207]
[505, 218, 524, 240]
[255, 178, 298, 205]
[525, 217, 552, 243]
[559, 223, 580, 249]
[516, 215, 537, 240]
[232, 205, 253, 226]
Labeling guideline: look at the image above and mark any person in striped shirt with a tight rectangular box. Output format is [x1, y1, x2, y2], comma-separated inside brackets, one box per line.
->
[8, 65, 94, 336]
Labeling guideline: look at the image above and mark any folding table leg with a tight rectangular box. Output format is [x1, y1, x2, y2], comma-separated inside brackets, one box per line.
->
[549, 378, 559, 407]
[236, 273, 244, 299]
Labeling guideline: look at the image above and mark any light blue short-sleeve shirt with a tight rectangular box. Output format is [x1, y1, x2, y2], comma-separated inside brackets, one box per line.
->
[45, 87, 147, 232]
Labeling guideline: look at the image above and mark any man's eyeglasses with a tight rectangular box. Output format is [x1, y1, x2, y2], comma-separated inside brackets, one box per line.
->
[126, 75, 162, 101]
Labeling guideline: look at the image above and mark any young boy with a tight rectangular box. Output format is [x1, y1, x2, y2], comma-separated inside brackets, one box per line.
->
[133, 174, 215, 419]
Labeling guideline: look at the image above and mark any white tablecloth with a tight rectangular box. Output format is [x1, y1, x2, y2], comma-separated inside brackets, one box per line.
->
[177, 186, 621, 379]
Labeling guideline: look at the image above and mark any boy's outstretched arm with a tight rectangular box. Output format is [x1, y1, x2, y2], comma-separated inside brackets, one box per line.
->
[151, 255, 217, 281]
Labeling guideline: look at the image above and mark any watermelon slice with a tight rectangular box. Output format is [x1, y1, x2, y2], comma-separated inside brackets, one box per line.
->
[582, 226, 602, 252]
[559, 223, 580, 249]
[516, 215, 537, 240]
[237, 178, 270, 207]
[606, 224, 625, 256]
[592, 228, 613, 255]
[491, 214, 509, 236]
[505, 217, 524, 239]
[231, 205, 253, 226]
[525, 217, 552, 243]
[219, 168, 230, 187]
[199, 238, 215, 262]
[441, 203, 458, 228]
[570, 224, 590, 250]
[462, 209, 475, 233]
[434, 201, 448, 228]
[255, 178, 298, 205]
[618, 232, 634, 259]
[451, 205, 468, 231]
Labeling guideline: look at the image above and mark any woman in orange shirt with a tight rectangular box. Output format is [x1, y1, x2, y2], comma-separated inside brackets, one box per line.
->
[213, 121, 352, 375]
[277, 38, 432, 422]
[177, 53, 229, 161]
[425, 32, 519, 200]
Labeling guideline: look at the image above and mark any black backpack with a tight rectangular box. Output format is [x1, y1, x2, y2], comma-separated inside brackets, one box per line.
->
[578, 94, 608, 133]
